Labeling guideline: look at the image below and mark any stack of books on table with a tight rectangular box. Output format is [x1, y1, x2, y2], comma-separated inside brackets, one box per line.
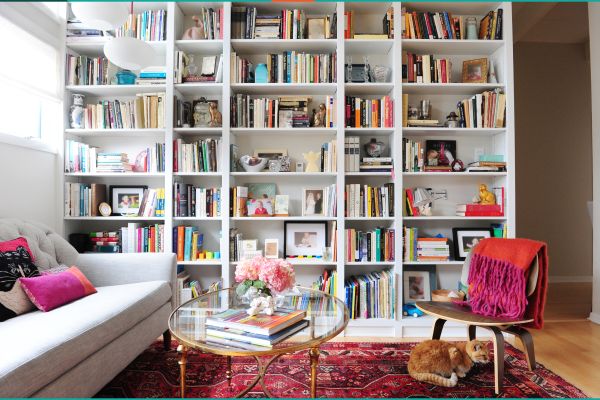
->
[205, 309, 308, 350]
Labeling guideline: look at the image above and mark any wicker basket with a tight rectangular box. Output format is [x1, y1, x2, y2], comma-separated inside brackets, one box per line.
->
[432, 289, 465, 302]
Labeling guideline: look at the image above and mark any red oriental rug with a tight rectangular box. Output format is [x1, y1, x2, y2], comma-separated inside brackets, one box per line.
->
[96, 341, 586, 398]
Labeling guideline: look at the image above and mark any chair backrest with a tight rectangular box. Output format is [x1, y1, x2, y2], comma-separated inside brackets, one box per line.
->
[0, 218, 78, 270]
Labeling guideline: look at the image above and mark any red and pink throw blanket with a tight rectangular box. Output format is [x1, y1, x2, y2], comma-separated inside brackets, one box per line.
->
[467, 238, 548, 329]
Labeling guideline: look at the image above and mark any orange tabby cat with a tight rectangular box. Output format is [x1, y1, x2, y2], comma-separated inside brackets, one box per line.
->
[408, 339, 490, 387]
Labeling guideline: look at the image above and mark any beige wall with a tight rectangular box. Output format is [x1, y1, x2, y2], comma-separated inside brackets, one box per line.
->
[515, 42, 592, 280]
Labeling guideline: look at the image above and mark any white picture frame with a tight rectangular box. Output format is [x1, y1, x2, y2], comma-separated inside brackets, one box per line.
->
[403, 271, 431, 303]
[284, 221, 327, 258]
[302, 188, 325, 216]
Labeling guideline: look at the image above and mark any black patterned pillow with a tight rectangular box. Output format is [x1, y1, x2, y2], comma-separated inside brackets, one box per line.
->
[0, 237, 40, 322]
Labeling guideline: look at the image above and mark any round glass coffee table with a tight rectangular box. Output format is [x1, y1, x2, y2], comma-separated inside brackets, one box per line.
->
[168, 287, 349, 398]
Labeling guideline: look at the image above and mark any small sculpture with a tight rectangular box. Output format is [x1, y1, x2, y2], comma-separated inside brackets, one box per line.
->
[303, 151, 320, 172]
[473, 184, 496, 205]
[246, 296, 275, 316]
[182, 15, 205, 40]
[209, 102, 222, 127]
[312, 103, 327, 127]
[364, 138, 386, 158]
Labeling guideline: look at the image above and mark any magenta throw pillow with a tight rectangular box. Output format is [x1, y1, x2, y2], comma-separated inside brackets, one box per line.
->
[19, 266, 97, 312]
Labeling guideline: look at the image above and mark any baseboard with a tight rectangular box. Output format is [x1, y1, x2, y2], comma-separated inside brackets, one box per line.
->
[548, 275, 593, 283]
[589, 312, 600, 324]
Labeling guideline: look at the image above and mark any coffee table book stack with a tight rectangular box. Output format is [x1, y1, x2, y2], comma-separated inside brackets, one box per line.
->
[60, 2, 515, 338]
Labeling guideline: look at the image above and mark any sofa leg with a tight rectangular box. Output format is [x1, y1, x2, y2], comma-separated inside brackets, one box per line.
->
[163, 330, 172, 351]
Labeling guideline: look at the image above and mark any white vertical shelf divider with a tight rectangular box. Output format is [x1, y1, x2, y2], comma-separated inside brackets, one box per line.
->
[222, 2, 232, 289]
[165, 3, 176, 252]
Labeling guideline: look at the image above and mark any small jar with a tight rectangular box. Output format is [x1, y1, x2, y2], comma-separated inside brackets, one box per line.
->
[254, 63, 269, 83]
[466, 17, 478, 40]
[69, 94, 85, 129]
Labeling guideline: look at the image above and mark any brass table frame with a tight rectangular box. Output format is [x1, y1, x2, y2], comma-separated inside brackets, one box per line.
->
[169, 288, 349, 398]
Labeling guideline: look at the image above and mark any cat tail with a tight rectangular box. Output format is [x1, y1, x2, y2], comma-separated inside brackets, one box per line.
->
[410, 372, 458, 387]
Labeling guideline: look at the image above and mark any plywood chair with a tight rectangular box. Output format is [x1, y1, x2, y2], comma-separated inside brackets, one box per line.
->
[416, 251, 542, 395]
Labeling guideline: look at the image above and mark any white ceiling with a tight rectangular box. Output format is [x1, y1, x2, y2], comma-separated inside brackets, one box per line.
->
[513, 2, 589, 44]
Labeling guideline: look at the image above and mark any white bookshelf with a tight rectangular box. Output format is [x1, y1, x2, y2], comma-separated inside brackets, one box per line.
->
[60, 1, 515, 337]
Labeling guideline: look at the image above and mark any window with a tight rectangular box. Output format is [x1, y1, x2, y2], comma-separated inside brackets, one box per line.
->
[0, 12, 61, 147]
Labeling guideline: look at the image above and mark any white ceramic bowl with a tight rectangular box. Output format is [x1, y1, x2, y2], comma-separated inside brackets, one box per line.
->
[240, 155, 268, 172]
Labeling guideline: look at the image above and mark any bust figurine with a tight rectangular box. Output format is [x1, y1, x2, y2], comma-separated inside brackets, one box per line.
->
[312, 103, 327, 127]
[474, 184, 496, 205]
[209, 102, 222, 127]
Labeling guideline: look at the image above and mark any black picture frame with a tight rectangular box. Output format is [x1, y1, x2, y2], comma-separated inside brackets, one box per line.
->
[109, 185, 147, 216]
[283, 221, 328, 258]
[452, 227, 493, 261]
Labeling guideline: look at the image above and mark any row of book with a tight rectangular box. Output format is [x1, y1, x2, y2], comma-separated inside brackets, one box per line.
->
[457, 89, 506, 128]
[121, 223, 165, 253]
[233, 7, 333, 39]
[403, 228, 450, 262]
[173, 226, 219, 262]
[64, 141, 165, 173]
[401, 8, 503, 40]
[115, 10, 167, 41]
[345, 96, 394, 128]
[345, 183, 395, 218]
[345, 228, 395, 263]
[75, 95, 166, 130]
[344, 137, 361, 172]
[402, 138, 424, 172]
[64, 183, 105, 217]
[344, 7, 394, 39]
[345, 269, 395, 319]
[402, 53, 453, 84]
[173, 183, 222, 218]
[318, 184, 337, 217]
[230, 52, 337, 84]
[65, 55, 109, 86]
[320, 140, 337, 173]
[173, 138, 221, 173]
[312, 269, 337, 298]
[231, 95, 335, 128]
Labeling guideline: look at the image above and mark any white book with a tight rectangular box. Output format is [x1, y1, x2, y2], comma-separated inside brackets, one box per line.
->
[127, 223, 141, 253]
[121, 227, 129, 253]
[476, 94, 483, 128]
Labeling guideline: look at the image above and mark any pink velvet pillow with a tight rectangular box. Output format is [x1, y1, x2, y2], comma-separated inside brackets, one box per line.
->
[19, 266, 97, 312]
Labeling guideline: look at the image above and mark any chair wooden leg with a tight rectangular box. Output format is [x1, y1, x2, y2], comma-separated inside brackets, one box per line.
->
[488, 326, 505, 395]
[468, 325, 476, 341]
[163, 330, 172, 351]
[505, 326, 536, 371]
[431, 318, 446, 340]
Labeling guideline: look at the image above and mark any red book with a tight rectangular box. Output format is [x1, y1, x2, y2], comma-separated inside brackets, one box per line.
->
[460, 204, 503, 216]
[219, 9, 224, 39]
[177, 226, 185, 261]
[405, 189, 420, 216]
[90, 237, 119, 243]
[441, 60, 447, 83]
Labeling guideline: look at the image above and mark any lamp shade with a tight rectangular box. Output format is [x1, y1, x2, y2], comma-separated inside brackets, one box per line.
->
[104, 37, 156, 71]
[70, 2, 129, 31]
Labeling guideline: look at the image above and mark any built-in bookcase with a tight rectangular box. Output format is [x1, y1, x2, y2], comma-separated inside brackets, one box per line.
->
[60, 2, 515, 337]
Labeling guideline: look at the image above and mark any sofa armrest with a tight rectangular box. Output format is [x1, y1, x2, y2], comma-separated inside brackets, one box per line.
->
[75, 253, 176, 290]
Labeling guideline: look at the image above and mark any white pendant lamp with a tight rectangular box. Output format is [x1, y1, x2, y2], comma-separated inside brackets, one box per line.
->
[70, 2, 129, 31]
[103, 2, 156, 71]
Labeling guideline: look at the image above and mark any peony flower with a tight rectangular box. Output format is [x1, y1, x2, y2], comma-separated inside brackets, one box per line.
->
[258, 258, 295, 293]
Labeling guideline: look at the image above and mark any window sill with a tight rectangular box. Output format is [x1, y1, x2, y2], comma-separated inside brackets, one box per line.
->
[0, 133, 57, 154]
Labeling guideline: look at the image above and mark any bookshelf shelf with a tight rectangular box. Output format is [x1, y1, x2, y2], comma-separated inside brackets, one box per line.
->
[403, 172, 508, 177]
[230, 83, 338, 95]
[230, 260, 338, 266]
[177, 260, 222, 266]
[402, 127, 505, 137]
[175, 39, 224, 53]
[174, 83, 223, 96]
[345, 82, 394, 95]
[230, 172, 337, 177]
[230, 216, 337, 221]
[403, 261, 464, 266]
[403, 216, 508, 221]
[173, 172, 222, 176]
[345, 39, 394, 55]
[401, 39, 504, 55]
[173, 217, 222, 221]
[402, 83, 505, 95]
[173, 127, 223, 135]
[345, 217, 395, 222]
[231, 38, 337, 53]
[345, 172, 392, 176]
[346, 261, 396, 266]
[231, 127, 337, 136]
[65, 129, 165, 138]
[64, 216, 165, 221]
[66, 39, 167, 56]
[65, 84, 167, 96]
[64, 172, 165, 177]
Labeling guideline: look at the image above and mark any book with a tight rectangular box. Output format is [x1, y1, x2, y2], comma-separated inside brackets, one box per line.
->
[345, 96, 393, 128]
[173, 138, 221, 173]
[206, 309, 307, 336]
[457, 89, 506, 128]
[345, 183, 394, 218]
[344, 269, 395, 319]
[116, 9, 167, 41]
[206, 319, 308, 348]
[345, 228, 395, 262]
[456, 203, 503, 217]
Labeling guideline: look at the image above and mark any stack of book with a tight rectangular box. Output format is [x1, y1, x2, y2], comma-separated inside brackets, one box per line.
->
[402, 138, 424, 172]
[65, 55, 109, 86]
[403, 231, 450, 262]
[64, 140, 93, 173]
[345, 228, 395, 262]
[120, 223, 165, 253]
[457, 89, 506, 128]
[64, 183, 106, 217]
[402, 52, 452, 83]
[173, 138, 221, 173]
[280, 96, 311, 128]
[345, 96, 394, 128]
[456, 187, 504, 216]
[254, 14, 281, 39]
[96, 152, 132, 173]
[116, 9, 167, 41]
[344, 137, 360, 172]
[466, 155, 506, 172]
[344, 269, 395, 319]
[320, 140, 337, 173]
[205, 309, 308, 350]
[345, 183, 394, 218]
[89, 231, 120, 253]
[360, 157, 393, 173]
[136, 66, 166, 85]
[173, 183, 221, 218]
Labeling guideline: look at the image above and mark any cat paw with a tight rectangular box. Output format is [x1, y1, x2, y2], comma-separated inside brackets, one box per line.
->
[457, 371, 466, 378]
[450, 372, 458, 385]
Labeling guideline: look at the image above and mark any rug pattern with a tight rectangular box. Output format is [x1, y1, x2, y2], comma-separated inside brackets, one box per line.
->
[96, 341, 586, 398]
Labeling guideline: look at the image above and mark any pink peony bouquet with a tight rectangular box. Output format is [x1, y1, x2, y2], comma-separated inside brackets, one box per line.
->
[235, 256, 295, 296]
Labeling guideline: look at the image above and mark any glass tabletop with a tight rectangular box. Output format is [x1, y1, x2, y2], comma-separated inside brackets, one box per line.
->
[169, 287, 349, 356]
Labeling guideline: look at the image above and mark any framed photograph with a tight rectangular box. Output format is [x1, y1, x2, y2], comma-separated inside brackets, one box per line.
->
[462, 58, 489, 83]
[425, 140, 457, 167]
[307, 17, 326, 39]
[246, 198, 273, 217]
[241, 239, 258, 253]
[452, 227, 493, 261]
[264, 239, 279, 258]
[284, 221, 328, 258]
[109, 185, 147, 216]
[274, 195, 289, 216]
[254, 149, 288, 170]
[247, 183, 277, 200]
[403, 270, 431, 303]
[302, 188, 325, 216]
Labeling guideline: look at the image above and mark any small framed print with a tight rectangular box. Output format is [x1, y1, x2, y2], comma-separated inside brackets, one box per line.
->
[403, 270, 431, 303]
[109, 185, 147, 216]
[284, 221, 328, 258]
[452, 227, 493, 261]
[462, 58, 489, 84]
[264, 239, 279, 258]
[307, 17, 326, 39]
[302, 188, 325, 216]
[274, 195, 289, 216]
[247, 198, 273, 217]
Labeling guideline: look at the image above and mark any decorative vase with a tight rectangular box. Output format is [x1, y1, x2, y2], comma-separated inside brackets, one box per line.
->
[254, 63, 268, 83]
[116, 69, 136, 85]
[466, 17, 478, 40]
[69, 94, 85, 129]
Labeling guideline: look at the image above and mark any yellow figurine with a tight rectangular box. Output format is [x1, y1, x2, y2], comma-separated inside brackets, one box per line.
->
[303, 151, 320, 172]
[474, 184, 496, 205]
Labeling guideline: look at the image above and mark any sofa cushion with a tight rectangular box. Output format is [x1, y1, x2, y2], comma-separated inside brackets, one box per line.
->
[0, 280, 171, 397]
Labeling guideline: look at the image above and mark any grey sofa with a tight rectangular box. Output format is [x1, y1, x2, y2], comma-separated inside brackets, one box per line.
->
[0, 219, 176, 397]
